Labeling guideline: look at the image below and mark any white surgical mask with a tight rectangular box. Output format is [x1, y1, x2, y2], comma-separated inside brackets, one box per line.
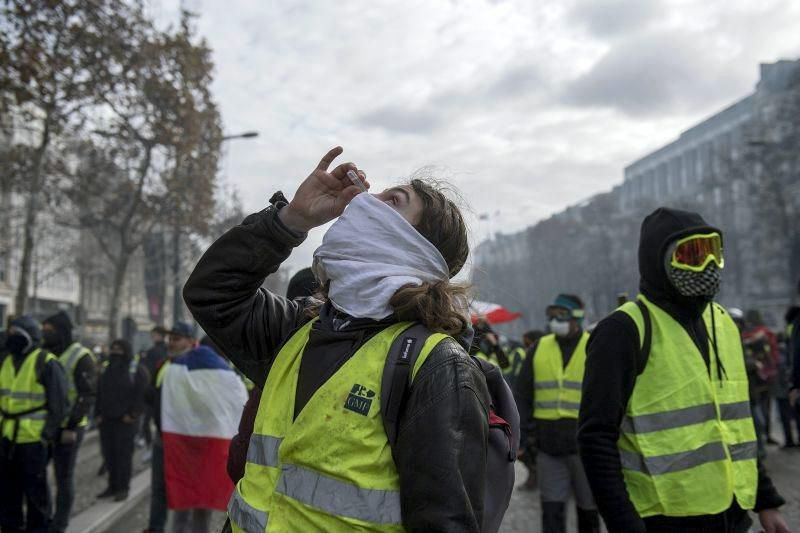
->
[312, 193, 450, 320]
[549, 319, 571, 338]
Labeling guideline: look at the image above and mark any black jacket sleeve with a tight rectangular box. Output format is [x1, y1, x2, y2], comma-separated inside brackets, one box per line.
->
[513, 343, 536, 450]
[40, 357, 69, 442]
[65, 353, 97, 429]
[183, 204, 310, 388]
[394, 338, 490, 532]
[578, 312, 646, 533]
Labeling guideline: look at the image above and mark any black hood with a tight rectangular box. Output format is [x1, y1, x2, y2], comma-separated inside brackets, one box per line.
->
[638, 207, 721, 318]
[42, 310, 74, 354]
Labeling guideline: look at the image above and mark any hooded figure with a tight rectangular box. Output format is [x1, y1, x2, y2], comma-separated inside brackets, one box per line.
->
[96, 339, 148, 501]
[578, 208, 788, 533]
[0, 316, 68, 533]
[42, 311, 97, 533]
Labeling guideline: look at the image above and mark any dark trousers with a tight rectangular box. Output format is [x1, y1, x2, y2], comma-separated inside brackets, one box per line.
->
[758, 390, 773, 437]
[139, 406, 154, 446]
[777, 397, 800, 445]
[149, 435, 168, 533]
[99, 418, 137, 493]
[0, 439, 51, 533]
[52, 427, 85, 532]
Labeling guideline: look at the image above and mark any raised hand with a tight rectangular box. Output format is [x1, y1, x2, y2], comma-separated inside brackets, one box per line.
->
[278, 147, 369, 232]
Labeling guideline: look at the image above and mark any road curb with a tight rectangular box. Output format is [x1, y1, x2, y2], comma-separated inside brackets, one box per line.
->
[66, 467, 151, 533]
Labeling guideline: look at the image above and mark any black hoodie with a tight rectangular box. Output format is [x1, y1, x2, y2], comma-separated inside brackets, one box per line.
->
[577, 208, 785, 533]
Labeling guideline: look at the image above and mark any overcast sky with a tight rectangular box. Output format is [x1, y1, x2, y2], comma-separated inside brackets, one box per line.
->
[155, 0, 800, 274]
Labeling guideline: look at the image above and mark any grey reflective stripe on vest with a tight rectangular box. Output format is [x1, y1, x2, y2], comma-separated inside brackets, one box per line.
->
[0, 388, 9, 396]
[247, 435, 282, 468]
[3, 391, 46, 401]
[729, 441, 758, 462]
[719, 401, 751, 421]
[622, 401, 754, 435]
[228, 490, 268, 532]
[620, 441, 728, 475]
[276, 464, 402, 525]
[535, 380, 559, 390]
[20, 411, 47, 420]
[563, 380, 582, 390]
[535, 400, 581, 411]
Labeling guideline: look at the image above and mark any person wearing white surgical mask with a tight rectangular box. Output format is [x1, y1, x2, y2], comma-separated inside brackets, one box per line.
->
[183, 147, 513, 532]
[514, 294, 598, 533]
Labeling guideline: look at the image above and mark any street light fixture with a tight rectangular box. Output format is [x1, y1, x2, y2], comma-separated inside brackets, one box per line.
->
[222, 131, 259, 141]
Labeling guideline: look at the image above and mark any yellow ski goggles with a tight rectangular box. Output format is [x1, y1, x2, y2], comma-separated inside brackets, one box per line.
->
[670, 232, 724, 272]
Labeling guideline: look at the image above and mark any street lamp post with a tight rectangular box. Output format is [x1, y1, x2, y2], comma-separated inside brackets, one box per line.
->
[171, 130, 260, 326]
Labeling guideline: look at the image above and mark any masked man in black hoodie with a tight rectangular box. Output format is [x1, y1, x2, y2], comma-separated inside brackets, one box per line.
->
[41, 310, 97, 533]
[578, 208, 789, 533]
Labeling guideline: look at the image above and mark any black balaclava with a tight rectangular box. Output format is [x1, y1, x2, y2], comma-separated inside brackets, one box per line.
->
[108, 339, 133, 363]
[638, 207, 721, 319]
[5, 316, 43, 357]
[42, 310, 74, 355]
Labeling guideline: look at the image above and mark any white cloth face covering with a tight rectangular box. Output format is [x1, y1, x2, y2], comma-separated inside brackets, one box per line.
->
[312, 192, 450, 320]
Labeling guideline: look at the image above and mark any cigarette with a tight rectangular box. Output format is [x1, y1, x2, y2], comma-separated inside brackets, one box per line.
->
[346, 170, 368, 193]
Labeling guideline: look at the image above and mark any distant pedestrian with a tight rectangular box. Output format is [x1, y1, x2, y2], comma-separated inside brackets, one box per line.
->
[0, 316, 68, 533]
[515, 294, 599, 533]
[743, 309, 780, 445]
[470, 318, 510, 369]
[776, 307, 800, 448]
[42, 311, 97, 533]
[139, 326, 168, 454]
[96, 339, 148, 501]
[143, 321, 196, 533]
[158, 339, 247, 533]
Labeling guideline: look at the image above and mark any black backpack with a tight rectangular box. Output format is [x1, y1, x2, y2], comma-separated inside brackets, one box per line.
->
[381, 324, 520, 533]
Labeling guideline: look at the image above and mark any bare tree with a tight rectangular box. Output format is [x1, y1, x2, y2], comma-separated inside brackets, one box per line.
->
[63, 11, 222, 339]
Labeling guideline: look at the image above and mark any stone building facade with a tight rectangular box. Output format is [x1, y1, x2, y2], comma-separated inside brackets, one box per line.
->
[472, 59, 800, 338]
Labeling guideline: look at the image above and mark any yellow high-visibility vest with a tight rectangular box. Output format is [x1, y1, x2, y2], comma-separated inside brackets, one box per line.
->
[0, 349, 55, 443]
[228, 320, 448, 532]
[617, 295, 757, 517]
[58, 342, 94, 428]
[533, 332, 588, 420]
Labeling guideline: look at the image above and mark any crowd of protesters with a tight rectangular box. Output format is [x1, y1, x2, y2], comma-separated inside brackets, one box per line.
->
[2, 148, 800, 533]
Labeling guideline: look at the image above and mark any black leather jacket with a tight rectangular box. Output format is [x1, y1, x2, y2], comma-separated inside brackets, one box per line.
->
[183, 202, 490, 532]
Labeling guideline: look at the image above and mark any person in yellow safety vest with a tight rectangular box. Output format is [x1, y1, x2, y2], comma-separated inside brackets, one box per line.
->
[41, 310, 98, 533]
[184, 147, 495, 532]
[579, 207, 789, 533]
[514, 294, 599, 533]
[516, 329, 545, 492]
[0, 315, 69, 532]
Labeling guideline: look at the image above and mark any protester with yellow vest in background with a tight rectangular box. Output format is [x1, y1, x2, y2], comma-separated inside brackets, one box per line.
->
[41, 310, 97, 533]
[579, 207, 789, 533]
[184, 148, 499, 532]
[514, 294, 599, 533]
[0, 315, 69, 533]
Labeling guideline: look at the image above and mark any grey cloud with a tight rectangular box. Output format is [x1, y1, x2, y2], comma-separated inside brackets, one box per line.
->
[569, 0, 663, 38]
[357, 105, 444, 134]
[560, 31, 749, 116]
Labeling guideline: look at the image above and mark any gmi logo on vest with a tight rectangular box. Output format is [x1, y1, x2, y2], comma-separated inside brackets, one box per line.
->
[344, 384, 375, 416]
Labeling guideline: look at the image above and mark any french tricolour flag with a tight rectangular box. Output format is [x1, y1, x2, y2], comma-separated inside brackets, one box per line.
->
[161, 345, 248, 511]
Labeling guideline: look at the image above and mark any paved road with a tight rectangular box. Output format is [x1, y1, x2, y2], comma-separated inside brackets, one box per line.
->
[62, 432, 800, 532]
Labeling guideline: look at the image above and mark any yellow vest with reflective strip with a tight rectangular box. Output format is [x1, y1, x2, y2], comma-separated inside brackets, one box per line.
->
[533, 332, 588, 420]
[58, 342, 94, 428]
[618, 295, 757, 517]
[228, 320, 448, 532]
[0, 349, 55, 443]
[509, 346, 526, 377]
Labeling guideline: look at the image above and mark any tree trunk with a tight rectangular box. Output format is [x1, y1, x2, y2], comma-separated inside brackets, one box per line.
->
[13, 120, 50, 315]
[106, 255, 130, 341]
